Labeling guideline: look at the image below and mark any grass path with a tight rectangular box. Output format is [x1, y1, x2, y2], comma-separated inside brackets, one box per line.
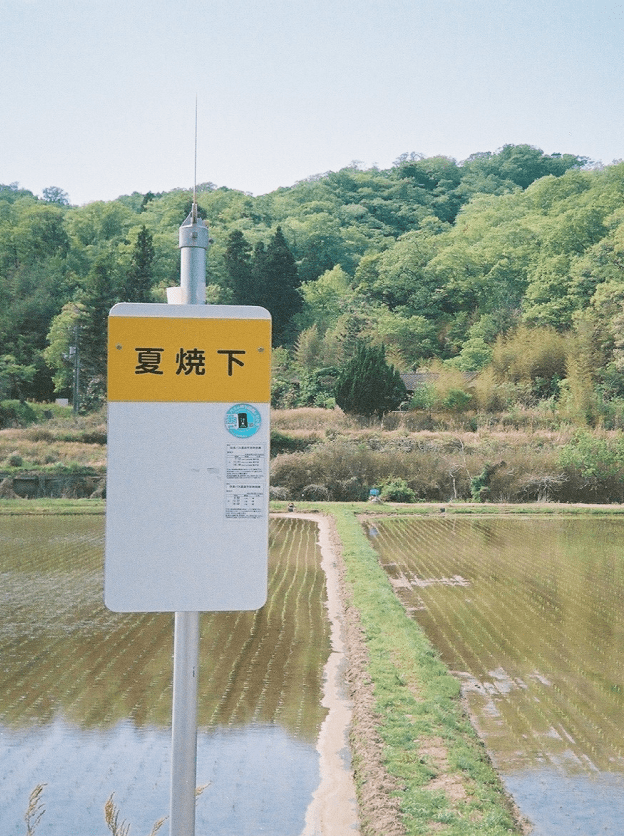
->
[324, 504, 527, 836]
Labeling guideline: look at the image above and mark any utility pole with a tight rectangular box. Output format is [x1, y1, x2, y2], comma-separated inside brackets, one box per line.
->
[71, 318, 80, 415]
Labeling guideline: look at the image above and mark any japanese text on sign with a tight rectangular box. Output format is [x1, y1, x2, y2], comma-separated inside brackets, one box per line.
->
[108, 315, 271, 403]
[225, 443, 266, 519]
[133, 347, 245, 377]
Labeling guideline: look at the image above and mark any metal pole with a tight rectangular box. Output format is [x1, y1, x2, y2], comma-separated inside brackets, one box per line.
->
[72, 322, 80, 415]
[169, 192, 210, 836]
[170, 611, 200, 836]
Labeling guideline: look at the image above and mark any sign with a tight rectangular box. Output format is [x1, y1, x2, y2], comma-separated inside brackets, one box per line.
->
[108, 315, 270, 402]
[224, 404, 262, 438]
[105, 303, 271, 613]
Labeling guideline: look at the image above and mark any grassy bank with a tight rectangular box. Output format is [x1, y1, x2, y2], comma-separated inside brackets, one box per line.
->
[271, 414, 624, 504]
[327, 504, 525, 835]
[0, 498, 104, 514]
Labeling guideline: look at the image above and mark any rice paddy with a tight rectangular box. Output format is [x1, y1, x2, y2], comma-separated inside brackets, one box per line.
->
[367, 514, 624, 835]
[0, 514, 330, 835]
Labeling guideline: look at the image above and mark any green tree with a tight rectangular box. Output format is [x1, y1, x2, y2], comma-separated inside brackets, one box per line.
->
[44, 302, 83, 398]
[297, 265, 354, 333]
[78, 257, 120, 406]
[224, 229, 253, 304]
[372, 309, 439, 368]
[461, 145, 586, 192]
[13, 204, 70, 265]
[334, 341, 407, 418]
[0, 354, 36, 400]
[42, 186, 70, 206]
[250, 240, 267, 307]
[255, 227, 301, 346]
[122, 225, 155, 303]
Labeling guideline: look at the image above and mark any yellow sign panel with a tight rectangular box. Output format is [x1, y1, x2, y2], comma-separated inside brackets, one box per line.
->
[108, 315, 271, 402]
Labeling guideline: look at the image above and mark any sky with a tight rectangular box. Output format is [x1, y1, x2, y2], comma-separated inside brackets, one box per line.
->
[2, 0, 624, 206]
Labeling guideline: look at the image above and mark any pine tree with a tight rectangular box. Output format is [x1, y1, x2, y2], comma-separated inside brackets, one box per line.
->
[334, 341, 407, 418]
[224, 229, 253, 304]
[256, 227, 301, 346]
[124, 225, 154, 303]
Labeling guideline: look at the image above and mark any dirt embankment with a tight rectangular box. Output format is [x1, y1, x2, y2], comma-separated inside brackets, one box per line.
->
[285, 510, 531, 836]
[278, 512, 405, 836]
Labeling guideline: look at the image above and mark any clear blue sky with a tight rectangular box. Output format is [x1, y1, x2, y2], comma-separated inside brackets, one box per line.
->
[2, 0, 623, 206]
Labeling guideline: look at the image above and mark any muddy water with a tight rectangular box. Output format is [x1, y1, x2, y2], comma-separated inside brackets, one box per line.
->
[0, 515, 331, 835]
[368, 515, 624, 836]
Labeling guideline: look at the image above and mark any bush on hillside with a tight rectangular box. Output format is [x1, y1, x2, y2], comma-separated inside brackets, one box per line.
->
[0, 400, 37, 428]
[558, 430, 624, 501]
[380, 477, 416, 503]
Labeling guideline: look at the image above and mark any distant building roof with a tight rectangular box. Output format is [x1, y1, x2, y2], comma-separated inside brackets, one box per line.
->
[400, 370, 478, 393]
[400, 372, 437, 392]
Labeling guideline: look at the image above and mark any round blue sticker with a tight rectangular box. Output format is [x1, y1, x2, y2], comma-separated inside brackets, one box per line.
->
[225, 403, 262, 438]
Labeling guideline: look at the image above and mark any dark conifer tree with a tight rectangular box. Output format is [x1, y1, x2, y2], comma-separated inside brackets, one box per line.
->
[224, 229, 253, 304]
[257, 226, 301, 346]
[334, 341, 407, 418]
[250, 240, 267, 308]
[123, 225, 154, 303]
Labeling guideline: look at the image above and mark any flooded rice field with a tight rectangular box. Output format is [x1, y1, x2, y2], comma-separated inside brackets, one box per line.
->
[0, 514, 330, 835]
[368, 515, 624, 836]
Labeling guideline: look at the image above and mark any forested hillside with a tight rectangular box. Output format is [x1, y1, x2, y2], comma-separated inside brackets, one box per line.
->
[3, 143, 624, 427]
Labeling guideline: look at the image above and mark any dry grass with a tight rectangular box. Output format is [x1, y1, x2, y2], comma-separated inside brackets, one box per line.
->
[24, 784, 46, 836]
[3, 406, 622, 502]
[0, 435, 106, 469]
[0, 408, 107, 471]
[269, 420, 605, 503]
[104, 793, 166, 836]
[272, 406, 360, 433]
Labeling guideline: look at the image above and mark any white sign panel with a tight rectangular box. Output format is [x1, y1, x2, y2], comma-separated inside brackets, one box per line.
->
[105, 303, 271, 612]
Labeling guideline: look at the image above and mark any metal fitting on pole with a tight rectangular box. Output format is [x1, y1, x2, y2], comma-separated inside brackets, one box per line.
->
[177, 208, 210, 305]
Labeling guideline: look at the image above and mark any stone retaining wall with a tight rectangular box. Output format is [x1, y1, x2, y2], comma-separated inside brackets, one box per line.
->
[0, 471, 105, 499]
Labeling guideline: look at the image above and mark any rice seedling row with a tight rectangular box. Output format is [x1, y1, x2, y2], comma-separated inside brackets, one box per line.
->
[0, 514, 331, 835]
[368, 515, 624, 775]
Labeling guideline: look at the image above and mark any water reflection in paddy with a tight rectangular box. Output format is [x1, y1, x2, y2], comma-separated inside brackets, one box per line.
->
[368, 515, 624, 836]
[0, 515, 330, 835]
[1, 720, 319, 836]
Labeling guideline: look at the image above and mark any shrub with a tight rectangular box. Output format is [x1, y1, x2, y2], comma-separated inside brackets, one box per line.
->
[428, 363, 473, 413]
[409, 383, 435, 412]
[380, 477, 416, 503]
[0, 399, 37, 428]
[269, 486, 290, 500]
[470, 462, 507, 501]
[334, 342, 407, 418]
[6, 451, 24, 468]
[270, 430, 318, 457]
[491, 325, 569, 388]
[270, 440, 459, 502]
[268, 432, 588, 503]
[557, 430, 624, 501]
[442, 388, 473, 413]
[301, 483, 331, 500]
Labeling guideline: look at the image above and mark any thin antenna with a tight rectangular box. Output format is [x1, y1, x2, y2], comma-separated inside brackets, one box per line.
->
[192, 95, 198, 222]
